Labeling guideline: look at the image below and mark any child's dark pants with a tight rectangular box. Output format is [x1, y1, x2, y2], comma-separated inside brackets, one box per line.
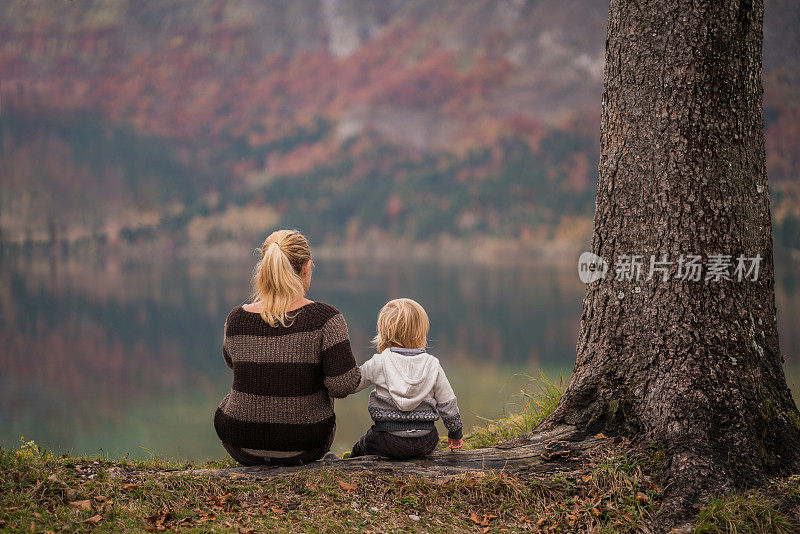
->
[350, 425, 439, 459]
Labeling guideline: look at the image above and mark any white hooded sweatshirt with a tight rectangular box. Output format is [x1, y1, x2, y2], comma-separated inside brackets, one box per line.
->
[356, 347, 463, 438]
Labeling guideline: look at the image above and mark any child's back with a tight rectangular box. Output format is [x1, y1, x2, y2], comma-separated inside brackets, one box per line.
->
[358, 347, 462, 439]
[349, 299, 463, 459]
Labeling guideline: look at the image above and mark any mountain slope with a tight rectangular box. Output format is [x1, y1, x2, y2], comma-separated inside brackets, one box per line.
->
[1, 0, 798, 253]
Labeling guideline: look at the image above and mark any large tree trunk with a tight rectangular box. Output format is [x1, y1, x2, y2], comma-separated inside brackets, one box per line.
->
[545, 0, 800, 526]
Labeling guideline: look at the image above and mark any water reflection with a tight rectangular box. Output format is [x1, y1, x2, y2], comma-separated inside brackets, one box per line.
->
[1, 254, 798, 459]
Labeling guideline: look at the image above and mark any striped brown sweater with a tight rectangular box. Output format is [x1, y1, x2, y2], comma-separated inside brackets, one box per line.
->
[214, 302, 361, 451]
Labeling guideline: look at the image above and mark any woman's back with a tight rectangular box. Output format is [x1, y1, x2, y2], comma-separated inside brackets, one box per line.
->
[214, 301, 360, 452]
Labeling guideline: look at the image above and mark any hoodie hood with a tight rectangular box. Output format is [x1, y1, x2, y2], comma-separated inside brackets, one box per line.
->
[379, 347, 439, 411]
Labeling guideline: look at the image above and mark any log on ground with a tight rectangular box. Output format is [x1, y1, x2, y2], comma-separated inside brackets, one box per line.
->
[190, 425, 611, 480]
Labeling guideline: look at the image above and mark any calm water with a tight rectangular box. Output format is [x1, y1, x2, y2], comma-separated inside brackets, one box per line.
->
[1, 253, 799, 459]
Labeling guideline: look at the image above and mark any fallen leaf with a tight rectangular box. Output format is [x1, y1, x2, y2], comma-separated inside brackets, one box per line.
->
[470, 511, 481, 524]
[338, 481, 357, 491]
[519, 515, 531, 523]
[215, 493, 233, 506]
[482, 528, 490, 534]
[121, 484, 138, 491]
[307, 483, 319, 490]
[47, 474, 60, 482]
[581, 475, 592, 483]
[270, 506, 285, 514]
[537, 517, 547, 526]
[592, 507, 602, 517]
[595, 432, 607, 439]
[83, 515, 102, 525]
[621, 512, 635, 522]
[636, 492, 650, 503]
[480, 513, 497, 526]
[69, 500, 92, 511]
[145, 511, 172, 527]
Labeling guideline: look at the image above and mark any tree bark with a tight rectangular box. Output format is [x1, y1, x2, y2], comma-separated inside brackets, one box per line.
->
[543, 0, 800, 527]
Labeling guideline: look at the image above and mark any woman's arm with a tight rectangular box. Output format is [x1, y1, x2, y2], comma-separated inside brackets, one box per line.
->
[222, 319, 233, 369]
[320, 313, 361, 398]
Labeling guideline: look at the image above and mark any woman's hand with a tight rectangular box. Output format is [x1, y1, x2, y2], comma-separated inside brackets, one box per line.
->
[447, 437, 464, 450]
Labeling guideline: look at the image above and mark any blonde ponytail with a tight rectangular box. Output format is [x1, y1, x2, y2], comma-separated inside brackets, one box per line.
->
[251, 230, 313, 327]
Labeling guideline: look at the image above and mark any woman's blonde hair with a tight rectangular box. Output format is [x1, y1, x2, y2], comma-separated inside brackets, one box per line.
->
[251, 229, 313, 327]
[372, 298, 429, 353]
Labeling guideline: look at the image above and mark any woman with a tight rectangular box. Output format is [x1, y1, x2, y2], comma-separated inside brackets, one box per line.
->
[214, 229, 361, 466]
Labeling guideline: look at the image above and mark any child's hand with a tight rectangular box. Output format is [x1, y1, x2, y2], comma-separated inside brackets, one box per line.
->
[448, 438, 464, 450]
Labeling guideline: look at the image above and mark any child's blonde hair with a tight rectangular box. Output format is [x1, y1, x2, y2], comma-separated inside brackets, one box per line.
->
[372, 298, 429, 353]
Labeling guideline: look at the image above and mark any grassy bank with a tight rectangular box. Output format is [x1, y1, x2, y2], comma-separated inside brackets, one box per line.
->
[462, 373, 564, 450]
[1, 441, 667, 533]
[2, 377, 799, 533]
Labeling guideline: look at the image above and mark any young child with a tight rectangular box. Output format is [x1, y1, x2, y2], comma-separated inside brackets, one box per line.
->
[349, 298, 464, 459]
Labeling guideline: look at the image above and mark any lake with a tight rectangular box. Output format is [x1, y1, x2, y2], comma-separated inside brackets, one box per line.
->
[1, 252, 799, 459]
